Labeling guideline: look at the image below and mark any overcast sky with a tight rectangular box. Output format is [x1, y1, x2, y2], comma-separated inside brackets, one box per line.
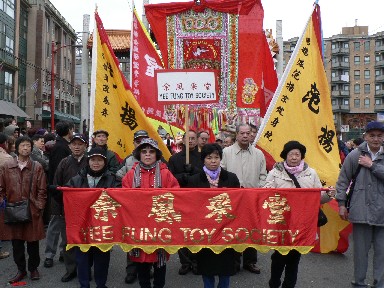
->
[50, 0, 384, 40]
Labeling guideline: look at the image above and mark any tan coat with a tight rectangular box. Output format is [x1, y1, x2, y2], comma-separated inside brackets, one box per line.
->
[0, 157, 47, 241]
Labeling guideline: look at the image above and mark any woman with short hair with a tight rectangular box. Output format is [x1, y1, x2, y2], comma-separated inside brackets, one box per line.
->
[186, 143, 240, 288]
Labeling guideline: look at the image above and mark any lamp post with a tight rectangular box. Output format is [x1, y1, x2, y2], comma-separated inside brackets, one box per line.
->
[50, 41, 73, 130]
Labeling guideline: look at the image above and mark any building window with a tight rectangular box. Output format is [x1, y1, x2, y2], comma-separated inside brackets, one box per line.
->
[354, 70, 360, 80]
[4, 71, 13, 101]
[364, 56, 370, 64]
[364, 70, 370, 79]
[64, 57, 67, 69]
[343, 85, 350, 91]
[343, 56, 349, 62]
[332, 99, 336, 105]
[354, 99, 360, 108]
[364, 98, 370, 108]
[364, 84, 370, 94]
[376, 84, 381, 91]
[343, 42, 349, 48]
[376, 99, 381, 105]
[4, 0, 14, 19]
[354, 56, 360, 65]
[5, 36, 14, 53]
[332, 43, 336, 49]
[376, 70, 381, 76]
[354, 84, 360, 94]
[46, 43, 50, 58]
[46, 17, 50, 33]
[364, 41, 370, 51]
[354, 42, 360, 51]
[344, 99, 349, 105]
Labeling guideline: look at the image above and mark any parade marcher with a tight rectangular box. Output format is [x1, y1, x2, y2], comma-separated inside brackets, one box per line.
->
[31, 134, 49, 172]
[223, 136, 235, 148]
[186, 143, 240, 288]
[336, 121, 384, 288]
[0, 136, 47, 283]
[168, 130, 203, 275]
[197, 131, 209, 152]
[67, 146, 121, 288]
[92, 129, 120, 173]
[0, 132, 12, 260]
[44, 121, 73, 268]
[3, 124, 20, 140]
[264, 140, 334, 288]
[116, 130, 149, 181]
[249, 123, 258, 144]
[163, 133, 174, 153]
[221, 123, 267, 274]
[122, 138, 179, 288]
[46, 134, 88, 282]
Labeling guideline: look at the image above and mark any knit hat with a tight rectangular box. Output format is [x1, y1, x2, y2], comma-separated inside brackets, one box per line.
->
[365, 121, 384, 133]
[280, 141, 306, 160]
[134, 130, 149, 139]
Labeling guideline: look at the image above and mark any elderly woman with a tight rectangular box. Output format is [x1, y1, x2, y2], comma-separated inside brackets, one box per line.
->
[264, 140, 334, 288]
[122, 138, 179, 288]
[0, 136, 47, 283]
[186, 143, 240, 288]
[67, 146, 121, 288]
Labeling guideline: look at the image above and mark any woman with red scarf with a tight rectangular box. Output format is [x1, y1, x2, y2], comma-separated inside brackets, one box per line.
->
[122, 138, 179, 288]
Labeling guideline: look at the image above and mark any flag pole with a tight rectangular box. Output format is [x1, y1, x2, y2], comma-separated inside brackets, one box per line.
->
[185, 104, 189, 164]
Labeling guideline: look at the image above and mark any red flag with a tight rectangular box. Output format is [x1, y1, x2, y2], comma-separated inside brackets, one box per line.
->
[131, 9, 166, 123]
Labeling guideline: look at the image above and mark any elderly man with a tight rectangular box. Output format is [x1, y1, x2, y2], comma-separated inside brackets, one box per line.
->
[221, 123, 267, 275]
[336, 121, 384, 288]
[168, 130, 204, 275]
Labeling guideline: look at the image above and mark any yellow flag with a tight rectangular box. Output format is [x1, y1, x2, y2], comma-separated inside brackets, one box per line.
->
[256, 5, 339, 187]
[90, 13, 171, 160]
[256, 4, 351, 253]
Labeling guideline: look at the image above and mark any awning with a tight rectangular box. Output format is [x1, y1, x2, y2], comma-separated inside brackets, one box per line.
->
[0, 100, 30, 118]
[42, 110, 81, 124]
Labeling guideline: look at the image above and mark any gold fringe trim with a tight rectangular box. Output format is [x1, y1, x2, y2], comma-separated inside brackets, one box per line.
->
[67, 243, 314, 255]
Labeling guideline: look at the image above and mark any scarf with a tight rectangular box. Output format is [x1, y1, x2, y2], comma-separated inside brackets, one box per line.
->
[132, 161, 162, 188]
[283, 160, 304, 177]
[131, 160, 166, 266]
[203, 166, 221, 187]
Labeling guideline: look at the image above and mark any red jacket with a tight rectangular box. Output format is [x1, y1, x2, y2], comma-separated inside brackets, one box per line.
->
[122, 162, 179, 263]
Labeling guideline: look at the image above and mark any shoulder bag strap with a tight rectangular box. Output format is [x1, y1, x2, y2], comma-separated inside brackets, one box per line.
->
[285, 169, 301, 188]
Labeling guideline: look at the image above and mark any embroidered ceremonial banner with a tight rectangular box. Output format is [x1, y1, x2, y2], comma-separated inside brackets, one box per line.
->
[63, 187, 321, 255]
[144, 0, 276, 115]
[255, 4, 350, 253]
[89, 13, 171, 160]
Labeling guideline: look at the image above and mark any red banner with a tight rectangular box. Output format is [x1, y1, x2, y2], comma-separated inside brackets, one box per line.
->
[62, 187, 321, 255]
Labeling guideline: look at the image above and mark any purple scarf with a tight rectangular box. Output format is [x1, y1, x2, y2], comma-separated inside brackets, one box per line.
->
[203, 166, 221, 180]
[284, 160, 304, 176]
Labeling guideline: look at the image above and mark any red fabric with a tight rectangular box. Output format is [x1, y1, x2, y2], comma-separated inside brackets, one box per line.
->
[145, 0, 259, 68]
[121, 162, 179, 262]
[312, 5, 323, 59]
[63, 187, 321, 253]
[131, 10, 166, 124]
[256, 144, 276, 172]
[259, 35, 278, 117]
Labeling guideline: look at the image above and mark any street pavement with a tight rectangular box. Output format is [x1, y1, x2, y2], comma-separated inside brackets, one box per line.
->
[0, 235, 375, 288]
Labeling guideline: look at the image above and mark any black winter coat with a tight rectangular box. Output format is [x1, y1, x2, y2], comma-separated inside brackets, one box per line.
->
[186, 169, 240, 276]
[67, 168, 122, 189]
[168, 147, 203, 187]
[48, 136, 71, 184]
[50, 155, 88, 215]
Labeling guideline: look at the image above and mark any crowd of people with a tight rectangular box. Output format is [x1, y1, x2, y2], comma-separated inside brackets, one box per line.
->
[0, 117, 383, 288]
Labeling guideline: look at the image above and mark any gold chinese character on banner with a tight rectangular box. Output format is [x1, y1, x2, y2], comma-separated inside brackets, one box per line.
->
[262, 193, 291, 225]
[206, 193, 235, 223]
[91, 190, 121, 222]
[148, 192, 181, 224]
